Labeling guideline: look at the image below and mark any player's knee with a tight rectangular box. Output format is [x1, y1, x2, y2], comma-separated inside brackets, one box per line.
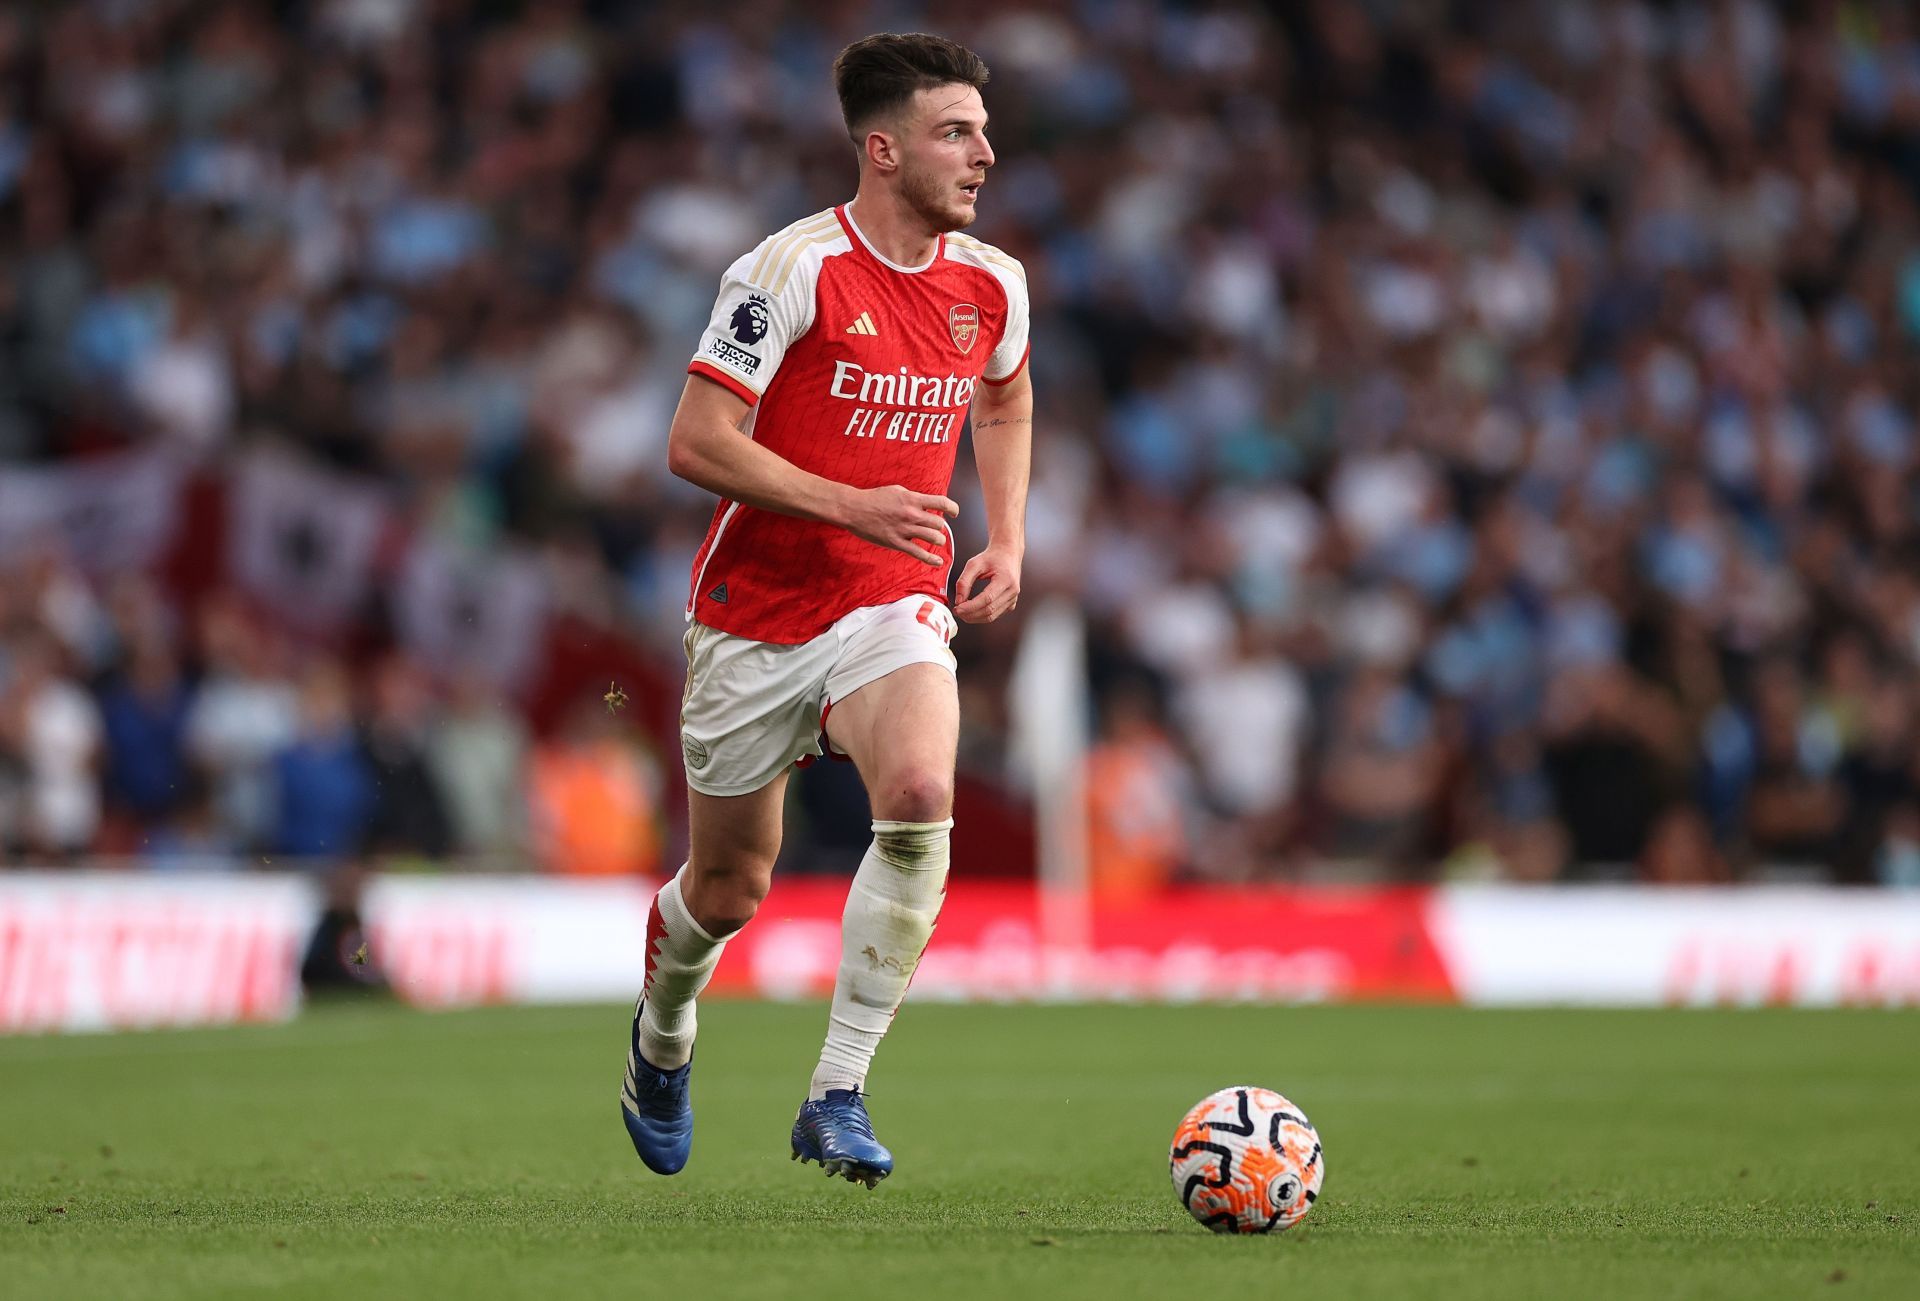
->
[691, 887, 765, 937]
[684, 856, 775, 935]
[877, 768, 953, 824]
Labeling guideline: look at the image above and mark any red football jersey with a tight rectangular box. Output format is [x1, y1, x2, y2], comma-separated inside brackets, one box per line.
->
[683, 204, 1030, 644]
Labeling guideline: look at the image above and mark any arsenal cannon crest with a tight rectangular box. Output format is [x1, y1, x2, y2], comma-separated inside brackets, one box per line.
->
[948, 303, 980, 354]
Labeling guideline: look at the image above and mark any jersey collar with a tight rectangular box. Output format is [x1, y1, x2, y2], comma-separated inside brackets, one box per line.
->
[837, 203, 943, 274]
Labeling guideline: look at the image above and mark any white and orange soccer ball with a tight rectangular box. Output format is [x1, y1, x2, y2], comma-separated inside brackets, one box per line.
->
[1170, 1086, 1324, 1234]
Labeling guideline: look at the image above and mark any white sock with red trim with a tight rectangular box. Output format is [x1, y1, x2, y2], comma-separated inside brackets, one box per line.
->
[809, 818, 952, 1099]
[635, 867, 726, 1071]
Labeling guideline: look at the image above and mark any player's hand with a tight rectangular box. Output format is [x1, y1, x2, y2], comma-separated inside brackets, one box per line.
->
[954, 543, 1022, 623]
[843, 485, 958, 565]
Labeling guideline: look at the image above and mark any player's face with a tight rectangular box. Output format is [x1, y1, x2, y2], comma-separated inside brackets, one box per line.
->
[896, 84, 994, 233]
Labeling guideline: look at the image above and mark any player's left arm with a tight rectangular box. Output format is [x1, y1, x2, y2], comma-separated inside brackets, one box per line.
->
[955, 362, 1031, 624]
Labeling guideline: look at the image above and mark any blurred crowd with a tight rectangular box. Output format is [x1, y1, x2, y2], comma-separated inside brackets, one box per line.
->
[0, 564, 666, 872]
[3, 0, 1920, 887]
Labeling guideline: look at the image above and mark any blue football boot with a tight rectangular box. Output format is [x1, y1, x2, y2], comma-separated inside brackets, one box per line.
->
[790, 1089, 894, 1188]
[620, 1005, 693, 1175]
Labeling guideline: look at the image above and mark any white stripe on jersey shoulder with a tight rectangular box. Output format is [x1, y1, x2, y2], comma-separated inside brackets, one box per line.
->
[767, 227, 851, 297]
[943, 232, 1027, 321]
[944, 232, 1027, 283]
[747, 209, 839, 286]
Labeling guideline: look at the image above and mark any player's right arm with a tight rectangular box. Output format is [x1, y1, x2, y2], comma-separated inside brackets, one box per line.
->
[669, 244, 955, 565]
[666, 378, 956, 565]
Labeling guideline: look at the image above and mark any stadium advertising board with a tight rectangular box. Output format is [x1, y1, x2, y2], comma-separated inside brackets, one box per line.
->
[0, 874, 309, 1033]
[359, 875, 651, 1008]
[5, 876, 1919, 1033]
[1427, 887, 1920, 1007]
[721, 881, 1450, 1003]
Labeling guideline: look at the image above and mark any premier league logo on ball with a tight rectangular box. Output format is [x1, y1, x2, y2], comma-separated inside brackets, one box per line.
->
[730, 294, 771, 345]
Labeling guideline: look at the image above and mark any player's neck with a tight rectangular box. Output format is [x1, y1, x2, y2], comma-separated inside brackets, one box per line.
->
[844, 192, 941, 271]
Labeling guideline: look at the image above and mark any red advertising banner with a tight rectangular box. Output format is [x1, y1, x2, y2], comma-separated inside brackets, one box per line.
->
[0, 876, 308, 1033]
[9, 875, 1920, 1034]
[708, 880, 1454, 1003]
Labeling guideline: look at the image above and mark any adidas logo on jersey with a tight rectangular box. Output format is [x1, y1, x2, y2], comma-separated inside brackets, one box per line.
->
[844, 312, 878, 336]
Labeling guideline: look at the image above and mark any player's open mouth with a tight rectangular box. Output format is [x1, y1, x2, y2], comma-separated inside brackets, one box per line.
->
[960, 182, 983, 199]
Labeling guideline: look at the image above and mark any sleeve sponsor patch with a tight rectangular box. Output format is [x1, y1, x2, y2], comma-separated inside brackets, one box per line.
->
[707, 337, 761, 374]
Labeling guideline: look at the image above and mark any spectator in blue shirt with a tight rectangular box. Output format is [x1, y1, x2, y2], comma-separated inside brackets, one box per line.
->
[99, 632, 194, 832]
[271, 659, 372, 860]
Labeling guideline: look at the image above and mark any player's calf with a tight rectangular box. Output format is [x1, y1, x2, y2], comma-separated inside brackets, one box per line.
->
[621, 868, 727, 1174]
[808, 818, 951, 1103]
[633, 869, 729, 1070]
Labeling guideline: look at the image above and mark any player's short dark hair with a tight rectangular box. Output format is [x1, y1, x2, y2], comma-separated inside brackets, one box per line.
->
[833, 33, 990, 141]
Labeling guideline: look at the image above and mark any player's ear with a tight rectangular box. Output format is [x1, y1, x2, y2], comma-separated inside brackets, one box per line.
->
[864, 126, 900, 173]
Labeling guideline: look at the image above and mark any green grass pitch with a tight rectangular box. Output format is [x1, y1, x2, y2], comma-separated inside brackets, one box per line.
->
[2, 1000, 1915, 1299]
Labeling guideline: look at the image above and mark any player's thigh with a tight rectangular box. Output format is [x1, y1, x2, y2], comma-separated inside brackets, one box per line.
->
[680, 623, 828, 798]
[678, 621, 827, 928]
[825, 662, 959, 821]
[822, 597, 960, 820]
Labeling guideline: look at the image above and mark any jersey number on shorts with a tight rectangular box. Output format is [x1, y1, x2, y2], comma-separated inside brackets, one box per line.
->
[917, 600, 955, 646]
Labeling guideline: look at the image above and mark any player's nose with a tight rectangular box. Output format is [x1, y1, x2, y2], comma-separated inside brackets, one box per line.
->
[973, 136, 995, 170]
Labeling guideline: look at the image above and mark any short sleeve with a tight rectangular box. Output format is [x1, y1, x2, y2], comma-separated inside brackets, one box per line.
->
[687, 252, 812, 406]
[983, 260, 1030, 386]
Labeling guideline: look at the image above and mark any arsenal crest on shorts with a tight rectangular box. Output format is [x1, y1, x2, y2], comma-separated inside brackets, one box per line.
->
[948, 303, 980, 354]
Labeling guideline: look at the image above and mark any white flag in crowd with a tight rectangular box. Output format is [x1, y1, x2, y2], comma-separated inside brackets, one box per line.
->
[0, 450, 186, 574]
[393, 534, 549, 689]
[229, 450, 391, 633]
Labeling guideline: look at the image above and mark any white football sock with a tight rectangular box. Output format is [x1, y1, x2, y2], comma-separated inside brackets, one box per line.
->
[635, 866, 726, 1071]
[809, 818, 952, 1099]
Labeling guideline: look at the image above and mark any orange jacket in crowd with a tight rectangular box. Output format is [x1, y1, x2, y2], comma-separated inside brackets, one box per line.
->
[528, 738, 661, 877]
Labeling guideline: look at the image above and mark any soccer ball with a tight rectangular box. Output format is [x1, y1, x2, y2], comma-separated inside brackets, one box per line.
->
[1170, 1086, 1324, 1234]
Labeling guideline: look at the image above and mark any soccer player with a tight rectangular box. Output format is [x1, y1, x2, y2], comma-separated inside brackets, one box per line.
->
[620, 33, 1030, 1188]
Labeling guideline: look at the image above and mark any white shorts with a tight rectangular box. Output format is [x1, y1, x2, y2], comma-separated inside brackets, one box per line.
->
[679, 594, 958, 797]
